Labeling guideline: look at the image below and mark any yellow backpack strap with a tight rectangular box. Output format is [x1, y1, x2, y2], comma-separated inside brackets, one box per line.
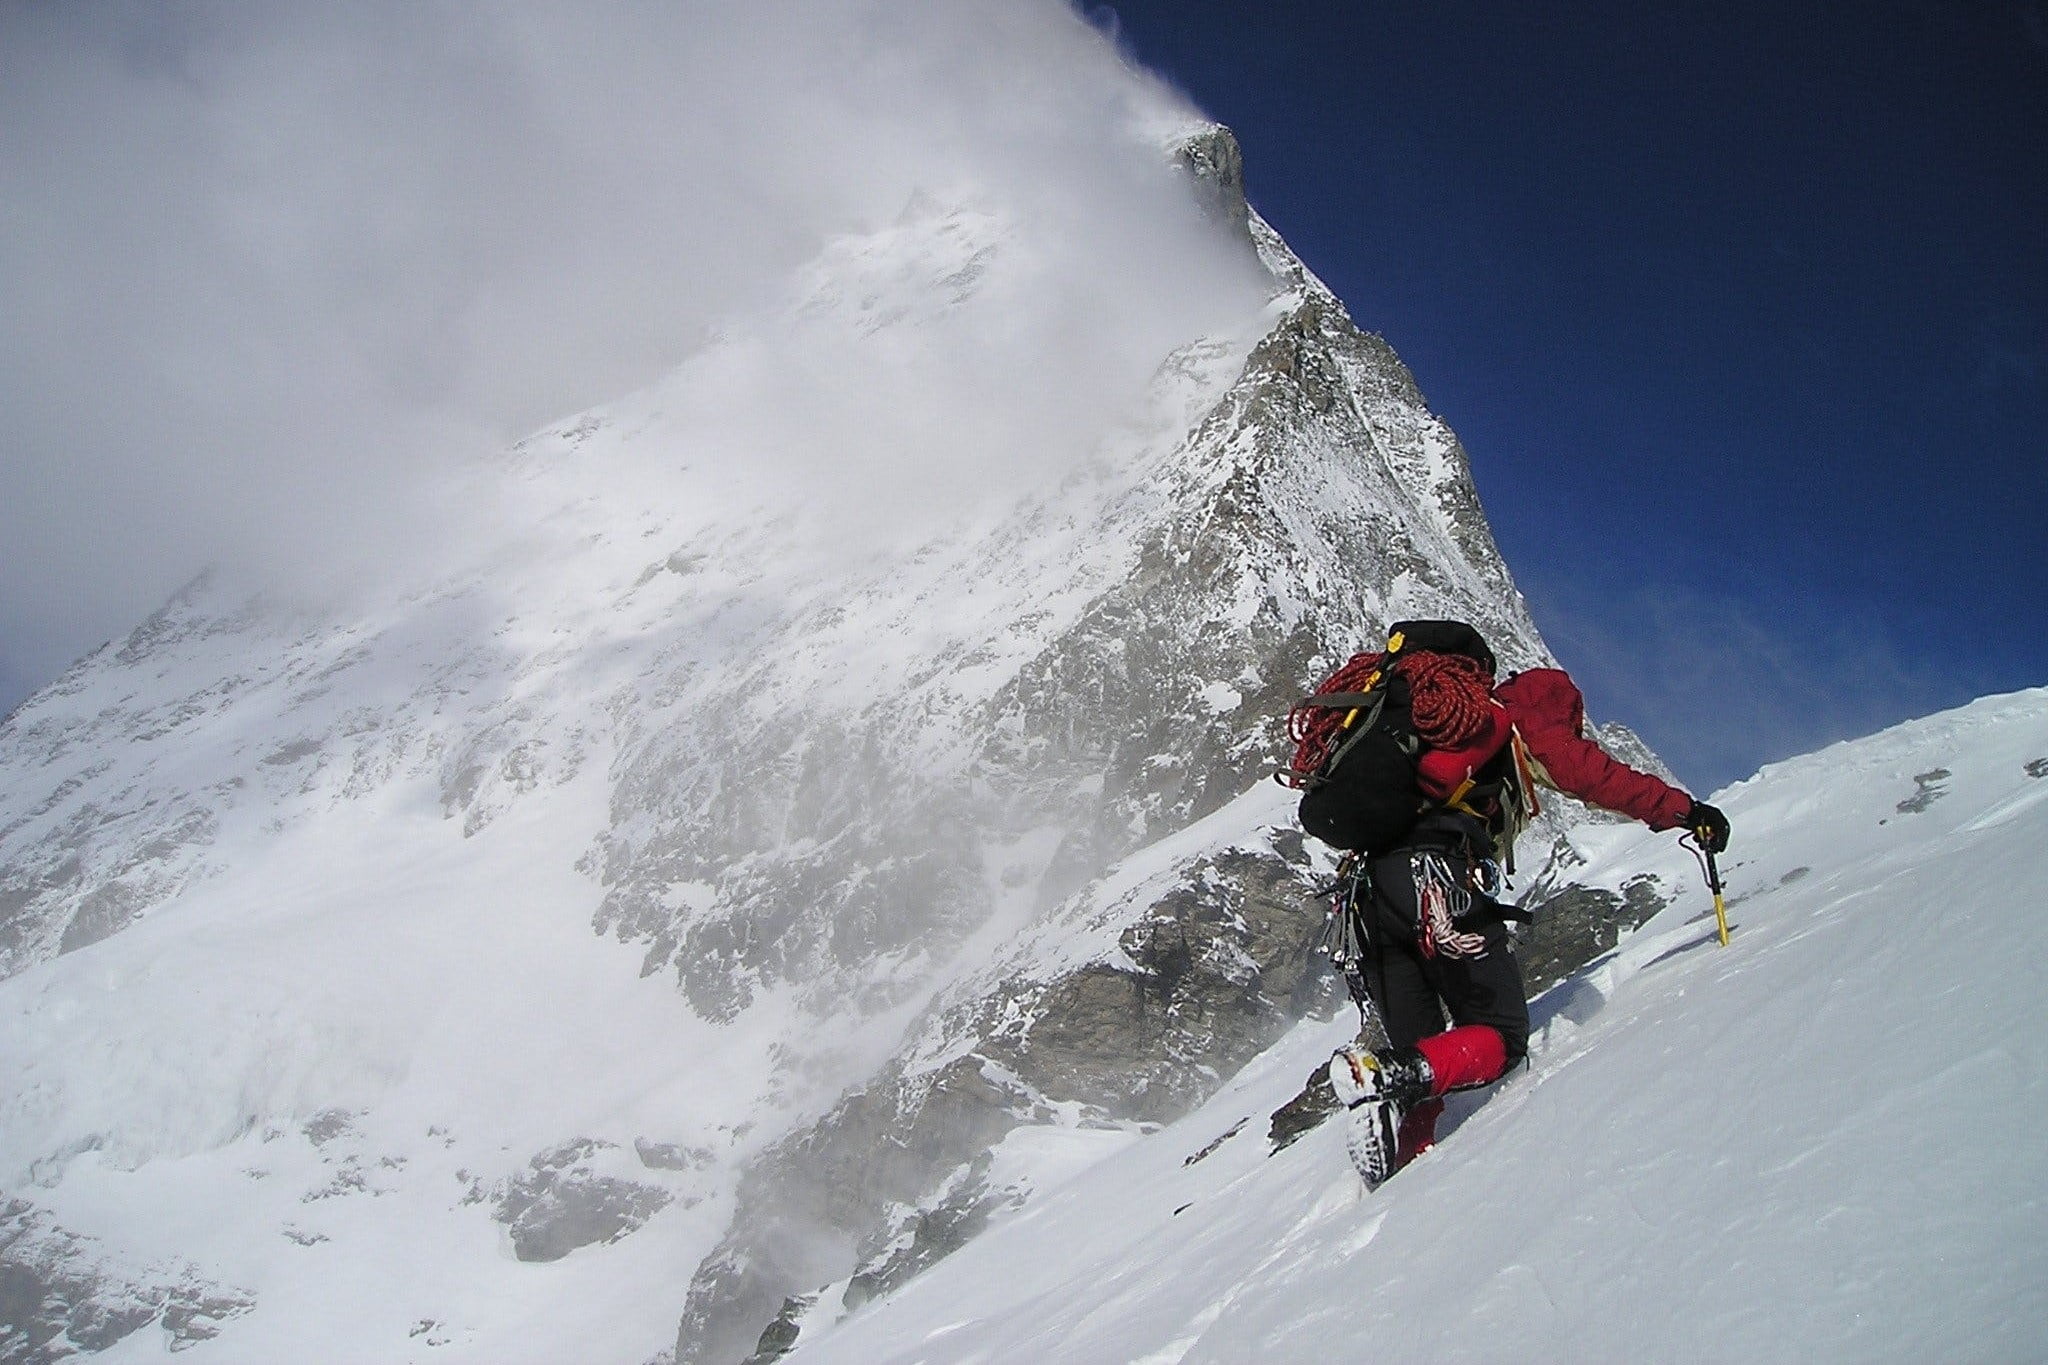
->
[1345, 637, 1404, 730]
[1443, 776, 1484, 820]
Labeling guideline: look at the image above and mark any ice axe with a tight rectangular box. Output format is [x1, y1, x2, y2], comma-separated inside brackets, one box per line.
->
[1683, 829, 1731, 947]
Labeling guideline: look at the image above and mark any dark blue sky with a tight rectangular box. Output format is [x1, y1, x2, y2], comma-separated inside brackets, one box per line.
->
[1102, 1, 2048, 791]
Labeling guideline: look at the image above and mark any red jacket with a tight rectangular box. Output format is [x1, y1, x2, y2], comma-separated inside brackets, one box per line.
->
[1493, 669, 1693, 829]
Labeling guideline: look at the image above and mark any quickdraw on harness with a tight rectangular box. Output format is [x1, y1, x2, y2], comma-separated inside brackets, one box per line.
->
[1311, 841, 1529, 1026]
[1311, 852, 1378, 1033]
[1412, 849, 1489, 960]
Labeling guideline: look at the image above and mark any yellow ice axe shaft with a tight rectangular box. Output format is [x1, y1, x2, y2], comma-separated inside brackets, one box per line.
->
[1703, 845, 1730, 947]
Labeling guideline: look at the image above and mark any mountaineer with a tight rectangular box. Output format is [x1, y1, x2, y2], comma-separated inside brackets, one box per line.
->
[1277, 620, 1730, 1185]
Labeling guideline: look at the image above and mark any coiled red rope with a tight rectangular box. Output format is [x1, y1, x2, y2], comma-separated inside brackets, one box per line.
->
[1284, 651, 1385, 781]
[1283, 649, 1495, 784]
[1403, 650, 1494, 747]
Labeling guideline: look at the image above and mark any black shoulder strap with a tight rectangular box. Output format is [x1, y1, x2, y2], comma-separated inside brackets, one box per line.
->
[1298, 691, 1381, 709]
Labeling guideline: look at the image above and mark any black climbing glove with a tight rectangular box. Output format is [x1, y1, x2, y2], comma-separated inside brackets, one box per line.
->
[1685, 800, 1730, 854]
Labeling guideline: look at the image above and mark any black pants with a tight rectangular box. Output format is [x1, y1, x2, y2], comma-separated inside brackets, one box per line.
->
[1362, 835, 1530, 1067]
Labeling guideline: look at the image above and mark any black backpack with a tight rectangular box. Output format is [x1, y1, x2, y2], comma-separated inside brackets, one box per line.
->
[1280, 620, 1501, 854]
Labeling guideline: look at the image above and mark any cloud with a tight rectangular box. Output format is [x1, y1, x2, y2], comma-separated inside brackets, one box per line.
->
[0, 0, 1265, 707]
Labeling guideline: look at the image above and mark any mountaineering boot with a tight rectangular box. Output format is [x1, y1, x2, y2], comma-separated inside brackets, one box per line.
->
[1328, 1043, 1434, 1110]
[1328, 1044, 1435, 1189]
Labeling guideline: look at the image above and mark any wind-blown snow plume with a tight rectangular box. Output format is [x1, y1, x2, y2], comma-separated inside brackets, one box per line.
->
[0, 0, 1264, 705]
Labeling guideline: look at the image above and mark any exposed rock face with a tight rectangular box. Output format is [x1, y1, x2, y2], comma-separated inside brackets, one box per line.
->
[1174, 124, 1253, 248]
[1517, 875, 1673, 993]
[0, 584, 233, 978]
[677, 818, 1341, 1365]
[0, 1199, 252, 1362]
[485, 1140, 675, 1263]
[975, 841, 1339, 1122]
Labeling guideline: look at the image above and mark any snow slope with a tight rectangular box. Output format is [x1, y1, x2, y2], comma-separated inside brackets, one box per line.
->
[783, 687, 2048, 1363]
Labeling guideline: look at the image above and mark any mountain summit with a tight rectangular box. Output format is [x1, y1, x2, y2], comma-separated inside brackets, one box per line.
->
[2, 126, 1635, 1364]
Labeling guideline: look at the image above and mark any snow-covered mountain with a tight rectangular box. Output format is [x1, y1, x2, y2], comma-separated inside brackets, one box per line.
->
[2, 124, 1661, 1364]
[777, 687, 2048, 1364]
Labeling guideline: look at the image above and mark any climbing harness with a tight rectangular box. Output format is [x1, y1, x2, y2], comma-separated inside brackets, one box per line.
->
[1312, 853, 1378, 1033]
